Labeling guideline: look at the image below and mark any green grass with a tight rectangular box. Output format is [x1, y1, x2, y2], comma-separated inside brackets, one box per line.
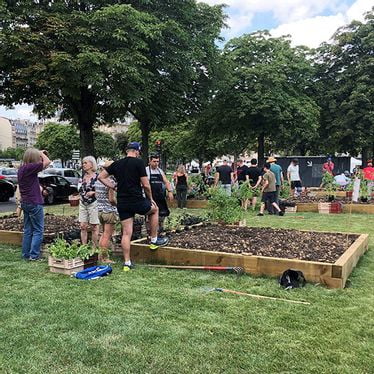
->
[0, 210, 373, 373]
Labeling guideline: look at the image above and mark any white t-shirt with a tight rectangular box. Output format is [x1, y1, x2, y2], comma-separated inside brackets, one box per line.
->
[287, 164, 300, 181]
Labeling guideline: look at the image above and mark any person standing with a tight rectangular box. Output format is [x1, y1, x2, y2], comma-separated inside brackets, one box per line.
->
[79, 156, 100, 248]
[146, 154, 173, 231]
[246, 158, 263, 210]
[214, 158, 234, 196]
[287, 158, 302, 197]
[98, 142, 168, 271]
[235, 159, 249, 184]
[363, 160, 374, 199]
[323, 157, 335, 175]
[174, 165, 188, 208]
[18, 148, 51, 260]
[95, 160, 118, 264]
[257, 163, 284, 216]
[267, 156, 283, 205]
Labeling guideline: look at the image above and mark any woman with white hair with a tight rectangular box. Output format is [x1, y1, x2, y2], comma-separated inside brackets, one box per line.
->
[79, 156, 100, 247]
[18, 148, 51, 260]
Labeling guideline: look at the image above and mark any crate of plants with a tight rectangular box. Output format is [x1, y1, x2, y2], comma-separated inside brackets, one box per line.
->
[68, 194, 80, 207]
[48, 238, 99, 275]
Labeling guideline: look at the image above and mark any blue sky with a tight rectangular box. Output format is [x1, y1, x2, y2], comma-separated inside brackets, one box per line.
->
[1, 0, 372, 121]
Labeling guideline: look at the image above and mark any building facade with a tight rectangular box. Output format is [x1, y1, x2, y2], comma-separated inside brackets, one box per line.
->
[0, 117, 13, 150]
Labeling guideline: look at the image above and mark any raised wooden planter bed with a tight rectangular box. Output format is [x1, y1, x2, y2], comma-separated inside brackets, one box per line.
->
[169, 200, 208, 209]
[130, 229, 369, 288]
[297, 203, 374, 214]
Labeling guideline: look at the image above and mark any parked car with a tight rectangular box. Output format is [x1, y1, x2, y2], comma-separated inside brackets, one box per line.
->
[0, 168, 18, 184]
[38, 175, 78, 204]
[0, 179, 15, 202]
[42, 168, 81, 186]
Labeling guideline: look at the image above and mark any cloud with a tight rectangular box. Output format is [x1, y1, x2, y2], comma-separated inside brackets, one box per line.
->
[0, 104, 38, 121]
[270, 0, 373, 47]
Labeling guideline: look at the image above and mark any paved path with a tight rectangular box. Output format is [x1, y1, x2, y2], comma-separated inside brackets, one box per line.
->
[0, 197, 16, 213]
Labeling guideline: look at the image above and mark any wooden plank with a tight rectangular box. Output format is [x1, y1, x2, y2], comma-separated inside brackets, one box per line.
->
[296, 203, 319, 212]
[169, 200, 208, 209]
[334, 234, 369, 287]
[0, 230, 23, 245]
[343, 204, 374, 214]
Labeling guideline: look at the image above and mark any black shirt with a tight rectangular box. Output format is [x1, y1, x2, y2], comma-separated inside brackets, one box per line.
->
[106, 157, 147, 203]
[236, 165, 249, 182]
[217, 165, 233, 184]
[247, 166, 262, 187]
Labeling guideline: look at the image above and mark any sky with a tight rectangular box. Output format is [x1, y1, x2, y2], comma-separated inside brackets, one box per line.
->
[0, 0, 372, 121]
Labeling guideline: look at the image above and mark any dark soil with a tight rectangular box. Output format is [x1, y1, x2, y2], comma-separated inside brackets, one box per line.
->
[168, 225, 358, 263]
[0, 213, 79, 234]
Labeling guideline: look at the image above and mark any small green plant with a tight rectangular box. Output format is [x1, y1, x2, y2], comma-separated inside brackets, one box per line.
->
[359, 178, 369, 200]
[206, 187, 242, 224]
[321, 172, 338, 199]
[188, 174, 206, 199]
[48, 238, 98, 260]
[280, 181, 291, 199]
[235, 181, 254, 200]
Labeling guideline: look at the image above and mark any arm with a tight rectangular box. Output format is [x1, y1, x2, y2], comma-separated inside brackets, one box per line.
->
[231, 172, 234, 184]
[162, 173, 174, 200]
[108, 188, 117, 205]
[214, 172, 219, 186]
[40, 151, 51, 169]
[253, 175, 262, 189]
[98, 169, 116, 190]
[140, 176, 154, 201]
[261, 179, 269, 193]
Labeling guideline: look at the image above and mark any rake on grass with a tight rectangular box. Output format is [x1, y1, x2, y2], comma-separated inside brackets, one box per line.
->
[201, 287, 310, 305]
[146, 264, 244, 275]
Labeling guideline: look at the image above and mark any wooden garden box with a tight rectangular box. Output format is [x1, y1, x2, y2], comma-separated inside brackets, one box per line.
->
[130, 231, 369, 289]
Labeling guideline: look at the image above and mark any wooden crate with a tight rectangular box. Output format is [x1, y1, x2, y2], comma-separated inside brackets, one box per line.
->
[285, 206, 297, 213]
[130, 230, 369, 289]
[48, 256, 84, 275]
[318, 202, 331, 214]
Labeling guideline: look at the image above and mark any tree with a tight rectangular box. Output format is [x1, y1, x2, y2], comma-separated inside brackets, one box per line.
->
[93, 130, 117, 159]
[203, 31, 320, 164]
[35, 123, 79, 165]
[0, 147, 25, 161]
[315, 9, 374, 164]
[0, 1, 224, 159]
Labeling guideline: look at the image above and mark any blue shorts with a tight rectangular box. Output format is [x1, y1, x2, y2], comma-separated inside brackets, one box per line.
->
[117, 199, 152, 221]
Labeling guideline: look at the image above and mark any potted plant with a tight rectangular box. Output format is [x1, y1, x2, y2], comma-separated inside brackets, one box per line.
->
[48, 238, 99, 275]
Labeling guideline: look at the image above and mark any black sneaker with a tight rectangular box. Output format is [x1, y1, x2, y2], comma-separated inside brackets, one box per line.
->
[278, 211, 285, 216]
[29, 257, 44, 262]
[149, 237, 169, 251]
[257, 213, 264, 216]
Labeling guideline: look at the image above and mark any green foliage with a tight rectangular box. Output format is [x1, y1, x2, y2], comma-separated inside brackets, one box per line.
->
[315, 10, 374, 160]
[48, 238, 98, 260]
[206, 187, 242, 224]
[0, 147, 25, 161]
[36, 123, 79, 164]
[163, 211, 207, 232]
[321, 172, 338, 197]
[188, 174, 207, 199]
[234, 181, 255, 200]
[280, 181, 291, 199]
[93, 130, 116, 159]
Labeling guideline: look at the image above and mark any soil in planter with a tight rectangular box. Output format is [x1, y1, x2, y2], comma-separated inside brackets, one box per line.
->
[0, 213, 79, 234]
[167, 225, 358, 263]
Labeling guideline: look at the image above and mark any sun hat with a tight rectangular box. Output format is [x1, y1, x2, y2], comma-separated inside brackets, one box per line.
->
[267, 156, 277, 163]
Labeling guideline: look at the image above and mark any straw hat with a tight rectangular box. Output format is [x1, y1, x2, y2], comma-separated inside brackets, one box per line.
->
[267, 156, 277, 163]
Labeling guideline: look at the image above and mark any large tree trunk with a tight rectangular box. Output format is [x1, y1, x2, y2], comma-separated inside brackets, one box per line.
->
[73, 88, 96, 158]
[140, 120, 150, 163]
[257, 132, 265, 167]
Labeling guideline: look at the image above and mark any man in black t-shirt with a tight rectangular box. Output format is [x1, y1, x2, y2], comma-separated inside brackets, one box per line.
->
[98, 142, 168, 271]
[214, 158, 234, 196]
[246, 158, 263, 210]
[235, 159, 249, 184]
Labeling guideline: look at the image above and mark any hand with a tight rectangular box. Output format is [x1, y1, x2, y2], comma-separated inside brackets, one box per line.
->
[40, 150, 49, 156]
[168, 191, 174, 201]
[85, 191, 95, 197]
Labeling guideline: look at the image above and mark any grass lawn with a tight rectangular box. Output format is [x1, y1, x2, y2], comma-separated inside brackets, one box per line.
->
[0, 208, 373, 373]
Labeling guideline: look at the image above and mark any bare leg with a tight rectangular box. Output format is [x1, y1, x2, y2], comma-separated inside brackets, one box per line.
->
[146, 203, 159, 239]
[252, 197, 257, 210]
[121, 218, 133, 263]
[272, 202, 282, 213]
[99, 223, 115, 262]
[80, 222, 88, 244]
[259, 203, 265, 214]
[91, 224, 99, 247]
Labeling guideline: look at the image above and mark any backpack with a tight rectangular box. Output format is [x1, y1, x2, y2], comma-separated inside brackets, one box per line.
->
[75, 265, 112, 280]
[279, 269, 306, 289]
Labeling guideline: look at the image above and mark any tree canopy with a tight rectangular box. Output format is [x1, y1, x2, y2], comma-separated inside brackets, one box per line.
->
[0, 0, 225, 159]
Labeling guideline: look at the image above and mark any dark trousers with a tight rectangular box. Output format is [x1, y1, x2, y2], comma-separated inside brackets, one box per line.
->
[176, 186, 187, 208]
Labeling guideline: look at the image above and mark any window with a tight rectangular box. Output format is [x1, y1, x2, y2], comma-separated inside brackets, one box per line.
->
[64, 170, 75, 178]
